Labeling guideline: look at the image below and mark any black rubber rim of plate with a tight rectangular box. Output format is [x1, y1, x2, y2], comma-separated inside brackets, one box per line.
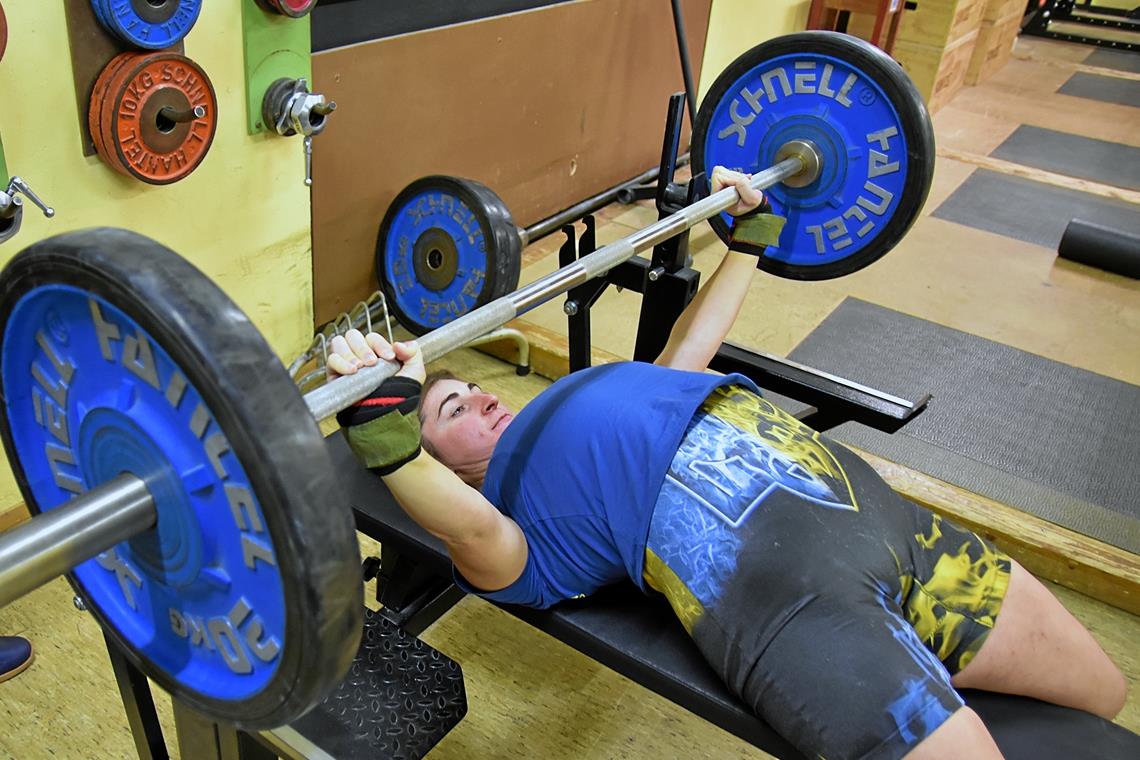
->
[375, 175, 521, 336]
[691, 31, 936, 280]
[0, 228, 362, 728]
[462, 178, 523, 300]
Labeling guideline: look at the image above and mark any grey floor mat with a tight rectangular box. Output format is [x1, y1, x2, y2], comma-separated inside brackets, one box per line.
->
[1084, 48, 1140, 74]
[786, 298, 1140, 554]
[931, 169, 1140, 248]
[991, 124, 1140, 191]
[1057, 72, 1140, 107]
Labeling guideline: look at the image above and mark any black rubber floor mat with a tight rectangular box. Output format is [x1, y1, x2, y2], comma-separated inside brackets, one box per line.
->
[1084, 48, 1140, 75]
[931, 168, 1140, 248]
[1057, 71, 1140, 107]
[991, 124, 1140, 191]
[787, 298, 1140, 554]
[289, 608, 467, 759]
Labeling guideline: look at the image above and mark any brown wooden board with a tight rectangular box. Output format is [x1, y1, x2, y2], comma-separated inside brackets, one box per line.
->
[968, 8, 1023, 84]
[897, 0, 986, 48]
[893, 29, 978, 112]
[310, 0, 712, 326]
[63, 0, 183, 157]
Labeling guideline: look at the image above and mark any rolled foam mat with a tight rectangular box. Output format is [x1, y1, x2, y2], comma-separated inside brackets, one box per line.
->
[787, 298, 1140, 554]
[1057, 72, 1140, 107]
[932, 169, 1140, 248]
[1058, 218, 1140, 278]
[990, 125, 1140, 191]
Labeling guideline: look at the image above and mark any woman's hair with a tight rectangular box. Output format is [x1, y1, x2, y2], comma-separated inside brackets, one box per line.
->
[417, 369, 460, 460]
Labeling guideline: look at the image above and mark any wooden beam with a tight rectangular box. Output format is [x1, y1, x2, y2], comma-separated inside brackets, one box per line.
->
[855, 449, 1140, 616]
[0, 502, 30, 533]
[937, 146, 1140, 204]
[1011, 50, 1140, 83]
[478, 318, 1140, 614]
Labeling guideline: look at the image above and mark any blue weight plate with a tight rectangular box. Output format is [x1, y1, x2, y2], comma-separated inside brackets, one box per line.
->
[91, 0, 112, 30]
[375, 176, 521, 335]
[692, 32, 935, 280]
[0, 229, 361, 729]
[95, 0, 202, 50]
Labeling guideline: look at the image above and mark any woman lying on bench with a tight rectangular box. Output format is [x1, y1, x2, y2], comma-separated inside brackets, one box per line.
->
[329, 167, 1126, 760]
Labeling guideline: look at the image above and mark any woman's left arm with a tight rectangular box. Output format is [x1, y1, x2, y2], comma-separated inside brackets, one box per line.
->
[654, 166, 783, 372]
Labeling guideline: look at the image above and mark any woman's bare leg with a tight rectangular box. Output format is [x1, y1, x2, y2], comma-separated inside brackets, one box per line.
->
[951, 561, 1126, 719]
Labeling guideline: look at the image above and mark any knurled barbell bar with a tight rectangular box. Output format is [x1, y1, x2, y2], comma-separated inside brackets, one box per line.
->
[0, 31, 933, 730]
[375, 32, 934, 335]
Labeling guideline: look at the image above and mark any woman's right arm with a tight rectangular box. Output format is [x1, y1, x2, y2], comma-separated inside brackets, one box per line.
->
[328, 331, 529, 592]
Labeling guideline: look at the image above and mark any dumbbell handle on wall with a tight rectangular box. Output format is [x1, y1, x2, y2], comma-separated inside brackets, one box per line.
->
[0, 152, 810, 608]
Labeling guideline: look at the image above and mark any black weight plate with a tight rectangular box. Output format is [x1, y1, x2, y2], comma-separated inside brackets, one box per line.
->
[692, 32, 936, 280]
[0, 229, 362, 728]
[463, 179, 523, 301]
[376, 176, 522, 335]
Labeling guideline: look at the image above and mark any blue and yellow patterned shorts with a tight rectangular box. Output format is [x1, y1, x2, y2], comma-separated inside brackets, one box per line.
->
[644, 385, 1011, 760]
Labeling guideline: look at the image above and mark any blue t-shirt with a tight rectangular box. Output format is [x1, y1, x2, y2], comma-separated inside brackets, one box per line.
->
[455, 362, 759, 609]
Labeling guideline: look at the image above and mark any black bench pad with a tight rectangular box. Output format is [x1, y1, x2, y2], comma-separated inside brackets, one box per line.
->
[334, 434, 1140, 759]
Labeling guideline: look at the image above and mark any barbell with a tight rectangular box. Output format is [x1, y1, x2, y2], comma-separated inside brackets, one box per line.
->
[0, 32, 933, 729]
[376, 31, 934, 334]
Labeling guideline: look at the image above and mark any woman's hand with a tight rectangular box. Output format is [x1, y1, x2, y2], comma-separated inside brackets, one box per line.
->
[711, 165, 765, 217]
[326, 329, 426, 384]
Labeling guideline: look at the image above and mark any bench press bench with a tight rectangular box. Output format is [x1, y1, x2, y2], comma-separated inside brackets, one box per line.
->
[339, 430, 1140, 759]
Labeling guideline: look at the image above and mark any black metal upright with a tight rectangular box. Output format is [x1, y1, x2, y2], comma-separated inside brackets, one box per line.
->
[1022, 0, 1139, 51]
[670, 0, 698, 126]
[105, 634, 170, 760]
[632, 93, 703, 363]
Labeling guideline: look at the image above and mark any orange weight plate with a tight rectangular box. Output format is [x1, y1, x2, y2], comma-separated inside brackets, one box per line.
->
[94, 52, 218, 185]
[89, 53, 140, 161]
[99, 54, 163, 178]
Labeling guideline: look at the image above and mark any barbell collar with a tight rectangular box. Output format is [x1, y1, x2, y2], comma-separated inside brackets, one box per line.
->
[302, 154, 807, 422]
[0, 474, 155, 608]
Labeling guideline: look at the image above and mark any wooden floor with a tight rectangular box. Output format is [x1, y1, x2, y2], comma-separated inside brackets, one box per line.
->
[2, 34, 1139, 760]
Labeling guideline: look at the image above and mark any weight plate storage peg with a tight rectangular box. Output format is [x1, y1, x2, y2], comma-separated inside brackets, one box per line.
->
[91, 0, 203, 50]
[376, 176, 522, 335]
[692, 32, 935, 280]
[255, 0, 319, 18]
[89, 52, 218, 185]
[0, 229, 362, 728]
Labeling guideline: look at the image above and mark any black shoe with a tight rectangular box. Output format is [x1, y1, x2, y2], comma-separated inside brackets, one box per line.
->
[0, 636, 34, 683]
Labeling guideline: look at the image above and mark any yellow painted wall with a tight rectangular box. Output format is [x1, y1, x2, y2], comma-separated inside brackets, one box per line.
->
[0, 3, 313, 510]
[698, 0, 811, 102]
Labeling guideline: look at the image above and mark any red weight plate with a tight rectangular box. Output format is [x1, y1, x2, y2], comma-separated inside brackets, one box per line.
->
[89, 53, 141, 162]
[105, 53, 219, 185]
[253, 0, 285, 14]
[99, 53, 162, 178]
[0, 2, 8, 63]
[275, 0, 317, 18]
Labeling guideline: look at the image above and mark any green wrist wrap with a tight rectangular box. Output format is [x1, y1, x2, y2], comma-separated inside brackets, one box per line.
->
[343, 410, 421, 475]
[337, 376, 424, 476]
[729, 213, 787, 257]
